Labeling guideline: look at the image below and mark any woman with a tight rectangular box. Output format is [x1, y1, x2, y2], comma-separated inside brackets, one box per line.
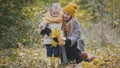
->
[61, 2, 85, 64]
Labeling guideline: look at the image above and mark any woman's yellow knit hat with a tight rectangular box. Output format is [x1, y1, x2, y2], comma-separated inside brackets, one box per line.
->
[63, 2, 77, 17]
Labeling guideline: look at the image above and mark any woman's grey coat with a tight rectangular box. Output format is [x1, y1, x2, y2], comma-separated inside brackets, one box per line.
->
[60, 20, 85, 64]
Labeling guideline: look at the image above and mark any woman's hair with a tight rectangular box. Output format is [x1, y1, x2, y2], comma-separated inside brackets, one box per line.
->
[48, 3, 61, 12]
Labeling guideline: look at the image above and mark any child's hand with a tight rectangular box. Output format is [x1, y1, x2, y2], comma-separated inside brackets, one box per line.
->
[39, 23, 45, 30]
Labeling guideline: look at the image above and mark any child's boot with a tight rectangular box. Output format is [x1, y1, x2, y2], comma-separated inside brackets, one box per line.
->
[47, 57, 52, 68]
[53, 57, 60, 68]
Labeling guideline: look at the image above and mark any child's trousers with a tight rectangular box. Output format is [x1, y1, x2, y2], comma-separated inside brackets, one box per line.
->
[45, 44, 60, 68]
[45, 44, 59, 57]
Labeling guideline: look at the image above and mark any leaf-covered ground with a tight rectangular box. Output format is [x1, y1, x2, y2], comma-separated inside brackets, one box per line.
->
[0, 43, 120, 68]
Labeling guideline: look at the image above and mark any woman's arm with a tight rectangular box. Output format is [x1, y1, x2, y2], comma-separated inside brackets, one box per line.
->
[67, 20, 81, 46]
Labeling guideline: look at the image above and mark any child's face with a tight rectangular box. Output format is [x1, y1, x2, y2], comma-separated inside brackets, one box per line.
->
[50, 7, 60, 17]
[63, 11, 72, 21]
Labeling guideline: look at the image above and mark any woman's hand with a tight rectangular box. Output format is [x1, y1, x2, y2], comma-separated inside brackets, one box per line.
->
[65, 39, 71, 46]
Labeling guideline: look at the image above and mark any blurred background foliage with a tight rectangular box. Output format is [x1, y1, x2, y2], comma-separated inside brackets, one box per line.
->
[0, 0, 120, 49]
[0, 0, 120, 67]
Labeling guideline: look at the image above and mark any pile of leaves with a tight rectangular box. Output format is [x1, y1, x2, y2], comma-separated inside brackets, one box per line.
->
[0, 43, 120, 68]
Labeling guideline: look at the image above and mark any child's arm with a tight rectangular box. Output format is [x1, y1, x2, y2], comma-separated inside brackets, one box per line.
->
[39, 23, 51, 36]
[40, 27, 51, 36]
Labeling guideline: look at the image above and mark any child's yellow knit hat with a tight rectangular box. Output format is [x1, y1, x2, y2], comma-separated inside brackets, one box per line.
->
[63, 2, 77, 17]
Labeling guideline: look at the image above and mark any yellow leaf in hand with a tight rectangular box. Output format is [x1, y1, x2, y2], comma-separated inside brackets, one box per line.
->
[52, 39, 58, 47]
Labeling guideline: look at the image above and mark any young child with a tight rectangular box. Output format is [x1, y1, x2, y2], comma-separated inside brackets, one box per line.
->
[39, 3, 65, 68]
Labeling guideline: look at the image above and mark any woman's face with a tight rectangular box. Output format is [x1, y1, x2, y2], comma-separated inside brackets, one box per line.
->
[63, 11, 72, 21]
